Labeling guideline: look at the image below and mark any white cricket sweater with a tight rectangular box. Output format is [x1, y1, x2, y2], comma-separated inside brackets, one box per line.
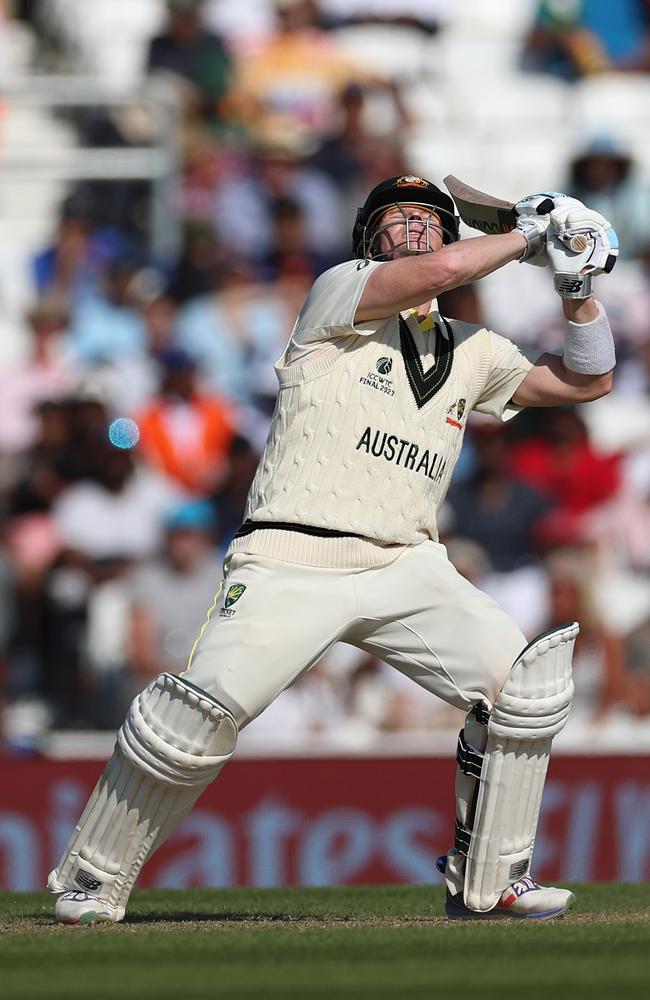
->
[227, 260, 538, 568]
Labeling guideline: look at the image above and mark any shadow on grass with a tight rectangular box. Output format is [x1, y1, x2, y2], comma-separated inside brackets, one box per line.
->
[20, 909, 310, 925]
[126, 911, 335, 925]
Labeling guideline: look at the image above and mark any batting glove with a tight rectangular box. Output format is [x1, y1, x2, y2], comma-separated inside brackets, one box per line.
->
[514, 193, 583, 266]
[548, 205, 619, 298]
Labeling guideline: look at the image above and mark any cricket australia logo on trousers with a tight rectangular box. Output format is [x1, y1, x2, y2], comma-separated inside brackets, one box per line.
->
[219, 583, 246, 618]
[225, 584, 246, 607]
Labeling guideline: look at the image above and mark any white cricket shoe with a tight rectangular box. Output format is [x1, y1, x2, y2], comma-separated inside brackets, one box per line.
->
[445, 876, 574, 920]
[54, 891, 119, 925]
[437, 856, 574, 920]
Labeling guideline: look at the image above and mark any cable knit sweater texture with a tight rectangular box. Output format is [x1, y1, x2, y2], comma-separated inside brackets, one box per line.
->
[227, 261, 539, 568]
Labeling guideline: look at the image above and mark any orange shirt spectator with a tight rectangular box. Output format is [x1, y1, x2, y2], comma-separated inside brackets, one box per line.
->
[232, 0, 375, 136]
[136, 350, 235, 496]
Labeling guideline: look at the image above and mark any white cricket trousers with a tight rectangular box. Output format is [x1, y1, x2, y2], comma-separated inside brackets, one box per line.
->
[183, 541, 527, 727]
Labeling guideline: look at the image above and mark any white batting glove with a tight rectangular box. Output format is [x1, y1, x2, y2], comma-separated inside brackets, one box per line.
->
[548, 205, 620, 298]
[514, 193, 584, 266]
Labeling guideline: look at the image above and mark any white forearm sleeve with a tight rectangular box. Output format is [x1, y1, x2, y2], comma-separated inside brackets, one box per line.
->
[563, 300, 615, 375]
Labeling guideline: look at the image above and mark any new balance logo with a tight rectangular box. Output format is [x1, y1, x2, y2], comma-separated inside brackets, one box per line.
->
[557, 278, 583, 294]
[75, 870, 102, 892]
[509, 858, 530, 880]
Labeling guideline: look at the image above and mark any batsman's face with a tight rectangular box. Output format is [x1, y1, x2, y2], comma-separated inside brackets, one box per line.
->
[372, 203, 444, 259]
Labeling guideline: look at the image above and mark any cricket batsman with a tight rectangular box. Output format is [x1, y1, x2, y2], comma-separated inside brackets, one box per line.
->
[50, 174, 618, 923]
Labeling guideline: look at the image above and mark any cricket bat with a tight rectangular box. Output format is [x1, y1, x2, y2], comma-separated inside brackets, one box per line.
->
[443, 175, 590, 252]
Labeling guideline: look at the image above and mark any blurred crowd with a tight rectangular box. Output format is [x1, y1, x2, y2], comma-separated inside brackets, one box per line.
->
[2, 0, 650, 751]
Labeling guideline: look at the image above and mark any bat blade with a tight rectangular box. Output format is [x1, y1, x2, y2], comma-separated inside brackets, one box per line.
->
[443, 175, 517, 235]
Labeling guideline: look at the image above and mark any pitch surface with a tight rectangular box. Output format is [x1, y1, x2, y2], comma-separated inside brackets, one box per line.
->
[1, 885, 649, 998]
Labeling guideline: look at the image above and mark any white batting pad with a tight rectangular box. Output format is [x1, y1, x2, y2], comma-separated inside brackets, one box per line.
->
[48, 673, 237, 920]
[455, 622, 577, 912]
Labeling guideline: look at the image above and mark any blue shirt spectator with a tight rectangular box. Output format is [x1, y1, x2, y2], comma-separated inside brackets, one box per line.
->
[69, 261, 147, 364]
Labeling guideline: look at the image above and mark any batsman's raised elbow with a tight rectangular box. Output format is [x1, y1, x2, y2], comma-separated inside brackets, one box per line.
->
[581, 370, 614, 401]
[558, 356, 614, 401]
[423, 248, 462, 293]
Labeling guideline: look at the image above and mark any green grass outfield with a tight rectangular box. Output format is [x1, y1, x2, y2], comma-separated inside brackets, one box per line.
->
[1, 885, 649, 1000]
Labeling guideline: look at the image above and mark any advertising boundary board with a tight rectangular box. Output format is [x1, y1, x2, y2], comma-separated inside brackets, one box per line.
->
[1, 756, 649, 889]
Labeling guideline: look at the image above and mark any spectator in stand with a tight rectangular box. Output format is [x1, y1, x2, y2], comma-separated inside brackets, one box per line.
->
[621, 612, 650, 717]
[231, 0, 371, 137]
[446, 425, 552, 572]
[616, 329, 650, 398]
[82, 292, 184, 417]
[310, 79, 411, 221]
[64, 293, 180, 419]
[32, 205, 93, 301]
[259, 195, 332, 282]
[2, 399, 77, 725]
[437, 283, 485, 327]
[176, 258, 255, 403]
[4, 401, 71, 519]
[5, 390, 114, 513]
[126, 499, 222, 689]
[81, 555, 136, 729]
[210, 434, 260, 547]
[4, 540, 85, 727]
[176, 255, 308, 409]
[139, 294, 177, 358]
[135, 349, 235, 497]
[4, 402, 184, 729]
[565, 135, 650, 261]
[31, 195, 124, 304]
[52, 442, 182, 562]
[78, 499, 224, 729]
[69, 258, 147, 365]
[146, 0, 233, 124]
[509, 408, 621, 544]
[39, 551, 135, 728]
[542, 550, 628, 726]
[341, 652, 463, 736]
[213, 128, 346, 265]
[172, 134, 252, 302]
[522, 0, 650, 79]
[0, 398, 78, 723]
[63, 391, 114, 483]
[580, 431, 650, 576]
[310, 82, 370, 187]
[352, 135, 412, 204]
[0, 297, 77, 459]
[169, 225, 225, 303]
[65, 100, 157, 260]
